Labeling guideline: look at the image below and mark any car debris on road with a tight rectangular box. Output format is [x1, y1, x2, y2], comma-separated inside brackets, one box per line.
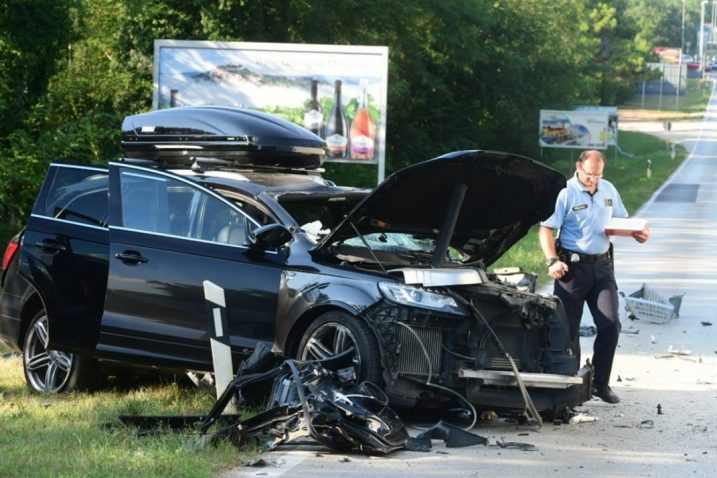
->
[117, 344, 491, 456]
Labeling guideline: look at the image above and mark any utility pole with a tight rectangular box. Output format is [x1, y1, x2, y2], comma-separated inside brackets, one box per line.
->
[701, 1, 708, 78]
[713, 1, 717, 61]
[682, 0, 686, 57]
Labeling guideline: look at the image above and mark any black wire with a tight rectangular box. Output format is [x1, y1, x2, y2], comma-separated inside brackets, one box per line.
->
[446, 290, 543, 427]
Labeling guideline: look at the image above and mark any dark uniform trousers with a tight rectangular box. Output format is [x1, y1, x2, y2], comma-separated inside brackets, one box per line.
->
[554, 258, 621, 387]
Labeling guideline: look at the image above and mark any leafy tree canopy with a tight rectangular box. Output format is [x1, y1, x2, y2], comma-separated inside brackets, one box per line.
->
[0, 0, 703, 238]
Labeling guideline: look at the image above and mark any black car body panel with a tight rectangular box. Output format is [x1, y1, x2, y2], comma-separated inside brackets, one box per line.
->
[0, 107, 587, 414]
[17, 164, 110, 353]
[275, 266, 386, 356]
[0, 243, 31, 349]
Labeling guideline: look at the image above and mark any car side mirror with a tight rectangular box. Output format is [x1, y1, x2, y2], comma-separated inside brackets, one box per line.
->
[249, 224, 292, 250]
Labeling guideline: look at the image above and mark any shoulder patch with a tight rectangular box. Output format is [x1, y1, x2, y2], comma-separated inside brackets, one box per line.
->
[605, 198, 613, 206]
[572, 204, 588, 211]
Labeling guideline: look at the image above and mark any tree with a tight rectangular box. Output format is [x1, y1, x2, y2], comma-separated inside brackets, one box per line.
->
[0, 0, 678, 241]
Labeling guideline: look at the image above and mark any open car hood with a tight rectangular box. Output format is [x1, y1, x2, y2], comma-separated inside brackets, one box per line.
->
[121, 106, 327, 169]
[315, 150, 566, 267]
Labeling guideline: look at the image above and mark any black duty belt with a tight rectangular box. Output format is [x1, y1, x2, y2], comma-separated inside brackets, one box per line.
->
[558, 248, 611, 264]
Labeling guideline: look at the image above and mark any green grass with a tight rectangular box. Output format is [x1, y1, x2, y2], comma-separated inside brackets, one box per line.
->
[0, 354, 254, 477]
[492, 130, 688, 287]
[621, 77, 712, 115]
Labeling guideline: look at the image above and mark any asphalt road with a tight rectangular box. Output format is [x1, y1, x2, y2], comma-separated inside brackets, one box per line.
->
[224, 90, 717, 478]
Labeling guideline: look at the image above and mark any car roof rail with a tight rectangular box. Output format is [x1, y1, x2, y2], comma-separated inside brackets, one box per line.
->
[118, 156, 326, 176]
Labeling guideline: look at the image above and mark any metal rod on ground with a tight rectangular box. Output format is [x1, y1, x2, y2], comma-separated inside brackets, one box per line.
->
[203, 280, 237, 413]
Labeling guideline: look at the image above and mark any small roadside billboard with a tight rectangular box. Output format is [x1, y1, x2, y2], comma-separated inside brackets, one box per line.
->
[539, 110, 610, 150]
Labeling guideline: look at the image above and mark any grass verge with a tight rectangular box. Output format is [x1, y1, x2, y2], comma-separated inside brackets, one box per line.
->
[0, 353, 250, 478]
[492, 130, 688, 288]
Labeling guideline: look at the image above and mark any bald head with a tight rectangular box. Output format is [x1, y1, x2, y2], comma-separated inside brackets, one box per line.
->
[576, 150, 604, 193]
[578, 150, 605, 164]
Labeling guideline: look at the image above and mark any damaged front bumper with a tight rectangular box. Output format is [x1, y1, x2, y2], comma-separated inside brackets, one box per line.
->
[362, 282, 591, 416]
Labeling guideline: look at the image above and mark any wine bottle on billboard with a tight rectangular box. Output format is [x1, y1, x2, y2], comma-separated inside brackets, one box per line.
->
[349, 79, 376, 160]
[303, 79, 323, 136]
[324, 80, 348, 159]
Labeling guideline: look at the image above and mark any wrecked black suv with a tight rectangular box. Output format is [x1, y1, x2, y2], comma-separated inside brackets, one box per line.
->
[0, 106, 590, 417]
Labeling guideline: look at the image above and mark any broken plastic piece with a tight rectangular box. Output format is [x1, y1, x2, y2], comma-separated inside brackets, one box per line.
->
[638, 419, 654, 429]
[580, 325, 597, 337]
[495, 440, 536, 451]
[621, 285, 684, 324]
[405, 421, 488, 451]
[568, 413, 598, 425]
[242, 458, 283, 467]
[667, 345, 692, 355]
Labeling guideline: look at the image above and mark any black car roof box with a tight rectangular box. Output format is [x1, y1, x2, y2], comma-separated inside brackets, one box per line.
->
[121, 106, 327, 169]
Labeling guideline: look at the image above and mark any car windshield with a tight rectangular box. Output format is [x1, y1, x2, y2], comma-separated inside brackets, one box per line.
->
[336, 232, 470, 264]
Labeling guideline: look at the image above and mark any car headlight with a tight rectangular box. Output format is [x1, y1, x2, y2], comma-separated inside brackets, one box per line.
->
[378, 282, 469, 316]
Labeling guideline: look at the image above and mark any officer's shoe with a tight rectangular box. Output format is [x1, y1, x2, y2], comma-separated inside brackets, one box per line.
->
[592, 385, 620, 404]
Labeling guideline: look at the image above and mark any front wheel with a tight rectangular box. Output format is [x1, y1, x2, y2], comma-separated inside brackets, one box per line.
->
[298, 311, 382, 385]
[22, 310, 101, 393]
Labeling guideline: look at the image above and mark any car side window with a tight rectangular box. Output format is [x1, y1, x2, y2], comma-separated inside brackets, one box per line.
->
[119, 169, 256, 246]
[42, 166, 109, 228]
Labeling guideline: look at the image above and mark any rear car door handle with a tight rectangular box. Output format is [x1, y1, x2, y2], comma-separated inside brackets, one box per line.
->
[34, 239, 66, 252]
[114, 251, 148, 264]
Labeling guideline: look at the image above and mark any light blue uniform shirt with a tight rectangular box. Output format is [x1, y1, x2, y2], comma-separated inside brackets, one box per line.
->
[541, 172, 628, 255]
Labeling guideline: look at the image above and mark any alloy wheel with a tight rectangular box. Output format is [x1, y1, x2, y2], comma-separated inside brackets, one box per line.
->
[300, 322, 361, 371]
[24, 314, 74, 392]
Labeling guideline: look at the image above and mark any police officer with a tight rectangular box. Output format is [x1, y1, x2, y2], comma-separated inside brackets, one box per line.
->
[538, 150, 650, 404]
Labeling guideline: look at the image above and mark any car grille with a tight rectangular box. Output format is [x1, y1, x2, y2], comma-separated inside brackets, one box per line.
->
[396, 325, 442, 377]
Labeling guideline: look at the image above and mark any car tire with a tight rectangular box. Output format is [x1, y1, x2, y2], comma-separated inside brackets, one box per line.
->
[298, 311, 382, 385]
[22, 310, 102, 393]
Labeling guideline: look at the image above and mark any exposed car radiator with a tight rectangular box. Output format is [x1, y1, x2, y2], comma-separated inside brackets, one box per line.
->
[396, 325, 442, 377]
[485, 320, 543, 372]
[486, 329, 524, 370]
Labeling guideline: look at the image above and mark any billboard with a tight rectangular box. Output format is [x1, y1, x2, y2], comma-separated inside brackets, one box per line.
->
[153, 40, 389, 177]
[575, 106, 618, 146]
[539, 110, 610, 150]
